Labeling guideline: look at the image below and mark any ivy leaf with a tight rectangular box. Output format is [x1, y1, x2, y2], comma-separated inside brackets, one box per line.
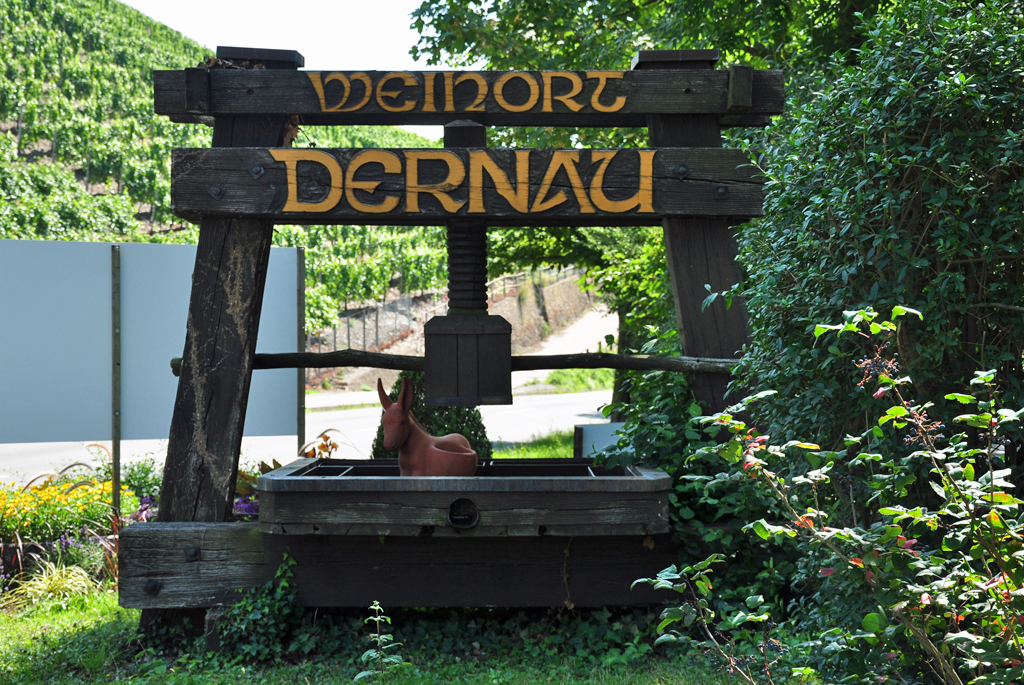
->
[862, 613, 888, 632]
[891, 306, 923, 320]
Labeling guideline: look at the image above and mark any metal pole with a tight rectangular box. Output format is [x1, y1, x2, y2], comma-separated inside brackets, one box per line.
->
[296, 248, 305, 455]
[110, 245, 121, 516]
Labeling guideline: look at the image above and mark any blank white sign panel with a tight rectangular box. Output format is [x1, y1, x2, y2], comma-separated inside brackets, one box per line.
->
[0, 239, 299, 443]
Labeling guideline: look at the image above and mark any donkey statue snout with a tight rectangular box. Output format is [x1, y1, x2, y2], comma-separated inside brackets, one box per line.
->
[377, 377, 477, 477]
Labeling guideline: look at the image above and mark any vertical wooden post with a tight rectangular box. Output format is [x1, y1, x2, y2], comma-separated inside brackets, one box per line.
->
[297, 247, 306, 456]
[158, 49, 302, 524]
[145, 46, 302, 634]
[632, 50, 750, 414]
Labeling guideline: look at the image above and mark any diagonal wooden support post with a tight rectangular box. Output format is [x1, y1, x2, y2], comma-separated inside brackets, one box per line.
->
[632, 50, 750, 414]
[144, 46, 303, 633]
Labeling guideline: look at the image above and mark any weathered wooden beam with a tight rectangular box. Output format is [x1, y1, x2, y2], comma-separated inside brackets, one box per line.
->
[153, 68, 785, 127]
[258, 460, 671, 537]
[170, 147, 762, 225]
[514, 352, 737, 374]
[158, 55, 303, 526]
[635, 50, 759, 414]
[170, 350, 738, 376]
[119, 522, 677, 609]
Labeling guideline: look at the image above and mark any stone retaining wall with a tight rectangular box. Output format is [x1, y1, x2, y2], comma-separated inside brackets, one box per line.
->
[490, 277, 594, 353]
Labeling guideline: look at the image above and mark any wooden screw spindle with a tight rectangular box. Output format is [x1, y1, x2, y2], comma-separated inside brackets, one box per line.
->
[443, 121, 488, 315]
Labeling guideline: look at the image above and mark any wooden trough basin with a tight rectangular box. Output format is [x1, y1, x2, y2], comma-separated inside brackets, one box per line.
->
[258, 458, 671, 537]
[120, 458, 677, 609]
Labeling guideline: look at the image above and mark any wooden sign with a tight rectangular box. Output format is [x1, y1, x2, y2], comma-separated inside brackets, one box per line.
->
[170, 147, 762, 225]
[154, 67, 784, 127]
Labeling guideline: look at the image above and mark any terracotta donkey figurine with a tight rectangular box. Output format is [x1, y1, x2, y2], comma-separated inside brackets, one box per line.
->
[377, 377, 478, 477]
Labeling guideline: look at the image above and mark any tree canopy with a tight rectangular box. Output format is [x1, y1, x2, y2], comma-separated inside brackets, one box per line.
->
[411, 0, 881, 73]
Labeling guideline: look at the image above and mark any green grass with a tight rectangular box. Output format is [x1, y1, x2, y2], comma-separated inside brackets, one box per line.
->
[0, 592, 729, 685]
[492, 431, 574, 459]
[544, 368, 615, 393]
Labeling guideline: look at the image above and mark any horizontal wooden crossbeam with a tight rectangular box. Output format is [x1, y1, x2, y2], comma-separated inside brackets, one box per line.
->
[154, 67, 784, 128]
[169, 350, 737, 377]
[171, 147, 762, 225]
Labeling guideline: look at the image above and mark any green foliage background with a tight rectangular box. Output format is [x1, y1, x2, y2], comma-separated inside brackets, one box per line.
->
[736, 0, 1024, 449]
[0, 0, 449, 326]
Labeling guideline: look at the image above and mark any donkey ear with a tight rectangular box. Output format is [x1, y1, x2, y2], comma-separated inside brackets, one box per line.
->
[377, 378, 393, 409]
[399, 376, 414, 412]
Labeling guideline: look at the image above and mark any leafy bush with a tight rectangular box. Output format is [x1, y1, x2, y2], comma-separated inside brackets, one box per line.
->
[95, 452, 162, 503]
[370, 371, 492, 460]
[683, 306, 1024, 684]
[217, 555, 310, 663]
[120, 458, 162, 503]
[737, 0, 1024, 451]
[596, 324, 797, 621]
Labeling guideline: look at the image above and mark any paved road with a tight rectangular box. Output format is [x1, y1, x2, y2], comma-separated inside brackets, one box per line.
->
[0, 307, 619, 483]
[0, 390, 612, 482]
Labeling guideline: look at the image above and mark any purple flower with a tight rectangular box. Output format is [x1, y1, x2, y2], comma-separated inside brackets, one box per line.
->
[233, 495, 259, 517]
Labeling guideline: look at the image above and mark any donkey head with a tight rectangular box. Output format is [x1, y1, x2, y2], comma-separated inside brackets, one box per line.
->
[378, 377, 414, 451]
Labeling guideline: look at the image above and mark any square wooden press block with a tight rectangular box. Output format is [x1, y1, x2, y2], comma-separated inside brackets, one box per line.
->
[424, 314, 512, 405]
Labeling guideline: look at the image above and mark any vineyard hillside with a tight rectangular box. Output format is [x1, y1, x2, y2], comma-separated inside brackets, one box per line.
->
[0, 0, 448, 327]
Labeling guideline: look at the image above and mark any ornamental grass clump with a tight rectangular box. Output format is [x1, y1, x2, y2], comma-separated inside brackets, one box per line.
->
[0, 558, 96, 610]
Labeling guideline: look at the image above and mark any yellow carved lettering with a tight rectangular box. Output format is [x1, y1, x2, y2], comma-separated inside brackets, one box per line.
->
[468, 150, 530, 213]
[585, 71, 626, 112]
[406, 151, 466, 213]
[345, 150, 402, 214]
[542, 72, 584, 113]
[376, 72, 418, 113]
[530, 151, 594, 213]
[493, 72, 539, 113]
[339, 73, 372, 112]
[423, 72, 437, 112]
[589, 150, 655, 213]
[443, 72, 455, 112]
[455, 73, 488, 112]
[270, 149, 343, 213]
[307, 72, 352, 112]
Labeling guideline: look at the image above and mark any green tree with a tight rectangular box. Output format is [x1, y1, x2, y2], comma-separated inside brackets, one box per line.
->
[411, 0, 882, 83]
[736, 0, 1024, 456]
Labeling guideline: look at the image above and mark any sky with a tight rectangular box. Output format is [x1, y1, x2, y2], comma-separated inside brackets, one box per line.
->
[122, 0, 455, 139]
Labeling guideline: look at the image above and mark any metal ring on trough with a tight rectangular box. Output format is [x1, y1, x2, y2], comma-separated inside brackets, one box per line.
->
[447, 498, 480, 529]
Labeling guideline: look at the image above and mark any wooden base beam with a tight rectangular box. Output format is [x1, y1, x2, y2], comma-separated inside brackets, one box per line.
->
[120, 522, 677, 609]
